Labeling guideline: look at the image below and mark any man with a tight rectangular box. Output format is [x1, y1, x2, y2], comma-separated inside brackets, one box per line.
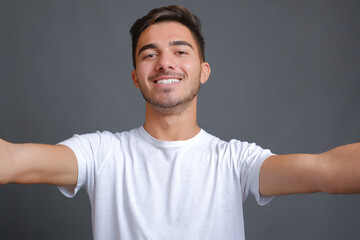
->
[0, 5, 359, 240]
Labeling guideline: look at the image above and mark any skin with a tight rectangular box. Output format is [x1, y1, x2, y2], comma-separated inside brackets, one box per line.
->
[0, 139, 77, 186]
[131, 21, 211, 141]
[0, 20, 359, 198]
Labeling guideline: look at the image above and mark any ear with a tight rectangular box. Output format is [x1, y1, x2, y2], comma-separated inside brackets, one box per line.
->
[131, 70, 140, 89]
[200, 62, 211, 84]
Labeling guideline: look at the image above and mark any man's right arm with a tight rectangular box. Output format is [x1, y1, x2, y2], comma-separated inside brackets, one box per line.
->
[0, 138, 78, 186]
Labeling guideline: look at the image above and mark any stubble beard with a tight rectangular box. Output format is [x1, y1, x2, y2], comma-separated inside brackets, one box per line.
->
[139, 79, 201, 115]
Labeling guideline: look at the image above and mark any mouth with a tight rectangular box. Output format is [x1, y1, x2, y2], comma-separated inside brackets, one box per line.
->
[149, 71, 184, 85]
[154, 78, 181, 85]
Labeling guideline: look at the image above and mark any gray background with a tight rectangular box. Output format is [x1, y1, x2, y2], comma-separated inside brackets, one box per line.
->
[1, 0, 359, 239]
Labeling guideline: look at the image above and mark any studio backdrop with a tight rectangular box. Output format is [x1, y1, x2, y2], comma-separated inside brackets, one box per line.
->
[1, 1, 359, 239]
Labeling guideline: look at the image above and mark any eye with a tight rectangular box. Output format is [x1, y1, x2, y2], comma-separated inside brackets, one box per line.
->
[176, 50, 187, 56]
[143, 53, 157, 59]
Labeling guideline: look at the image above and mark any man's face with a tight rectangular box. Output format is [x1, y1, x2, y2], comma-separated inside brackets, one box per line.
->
[131, 21, 210, 112]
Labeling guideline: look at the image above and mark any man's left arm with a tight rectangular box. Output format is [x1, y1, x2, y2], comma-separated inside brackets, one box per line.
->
[259, 143, 360, 196]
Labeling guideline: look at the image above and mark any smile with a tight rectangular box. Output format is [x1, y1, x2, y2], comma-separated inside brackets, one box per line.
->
[154, 78, 181, 84]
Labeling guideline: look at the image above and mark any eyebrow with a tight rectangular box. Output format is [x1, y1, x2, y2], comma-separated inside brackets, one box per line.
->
[138, 43, 157, 56]
[169, 40, 193, 49]
[137, 41, 194, 56]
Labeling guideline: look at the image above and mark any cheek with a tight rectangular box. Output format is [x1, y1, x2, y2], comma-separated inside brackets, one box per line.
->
[136, 64, 152, 79]
[182, 60, 201, 76]
[180, 58, 195, 69]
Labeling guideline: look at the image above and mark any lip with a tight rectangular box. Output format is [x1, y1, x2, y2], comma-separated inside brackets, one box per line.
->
[148, 72, 185, 83]
[153, 77, 182, 84]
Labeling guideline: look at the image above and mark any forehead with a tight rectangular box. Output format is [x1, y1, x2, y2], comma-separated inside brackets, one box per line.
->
[137, 21, 197, 51]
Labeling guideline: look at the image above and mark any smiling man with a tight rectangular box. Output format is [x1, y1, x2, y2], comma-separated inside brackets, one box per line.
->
[0, 5, 360, 240]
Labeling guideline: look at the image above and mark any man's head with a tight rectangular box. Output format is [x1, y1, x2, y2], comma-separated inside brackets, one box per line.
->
[130, 5, 211, 116]
[130, 5, 205, 69]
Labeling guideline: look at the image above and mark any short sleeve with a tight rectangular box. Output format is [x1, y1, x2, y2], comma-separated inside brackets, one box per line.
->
[56, 131, 114, 198]
[232, 140, 275, 206]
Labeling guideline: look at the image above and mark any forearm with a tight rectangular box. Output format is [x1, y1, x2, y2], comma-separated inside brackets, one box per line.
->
[319, 143, 360, 194]
[260, 142, 360, 196]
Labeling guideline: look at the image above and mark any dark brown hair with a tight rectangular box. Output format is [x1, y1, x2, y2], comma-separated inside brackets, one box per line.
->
[130, 5, 205, 68]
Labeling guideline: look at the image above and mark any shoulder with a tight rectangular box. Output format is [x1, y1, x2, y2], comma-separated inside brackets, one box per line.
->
[201, 130, 272, 159]
[77, 127, 141, 141]
[59, 127, 143, 151]
[201, 130, 255, 150]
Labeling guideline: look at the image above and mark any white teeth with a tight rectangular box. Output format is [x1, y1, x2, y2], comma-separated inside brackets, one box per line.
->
[156, 79, 180, 84]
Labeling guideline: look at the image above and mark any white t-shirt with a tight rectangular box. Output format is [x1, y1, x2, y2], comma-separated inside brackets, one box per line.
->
[58, 126, 274, 240]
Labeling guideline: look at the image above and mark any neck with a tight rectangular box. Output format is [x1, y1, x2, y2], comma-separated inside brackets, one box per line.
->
[143, 97, 200, 141]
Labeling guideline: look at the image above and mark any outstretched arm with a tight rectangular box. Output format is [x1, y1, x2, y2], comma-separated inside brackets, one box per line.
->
[0, 138, 77, 186]
[259, 143, 360, 196]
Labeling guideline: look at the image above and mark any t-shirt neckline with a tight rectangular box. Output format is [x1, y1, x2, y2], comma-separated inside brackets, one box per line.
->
[138, 125, 205, 148]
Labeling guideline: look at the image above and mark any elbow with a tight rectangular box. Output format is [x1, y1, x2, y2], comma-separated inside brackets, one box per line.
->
[316, 153, 339, 194]
[317, 143, 360, 194]
[317, 158, 356, 195]
[318, 173, 343, 194]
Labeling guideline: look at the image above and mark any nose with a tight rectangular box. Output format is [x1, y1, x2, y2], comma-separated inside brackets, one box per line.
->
[155, 52, 175, 71]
